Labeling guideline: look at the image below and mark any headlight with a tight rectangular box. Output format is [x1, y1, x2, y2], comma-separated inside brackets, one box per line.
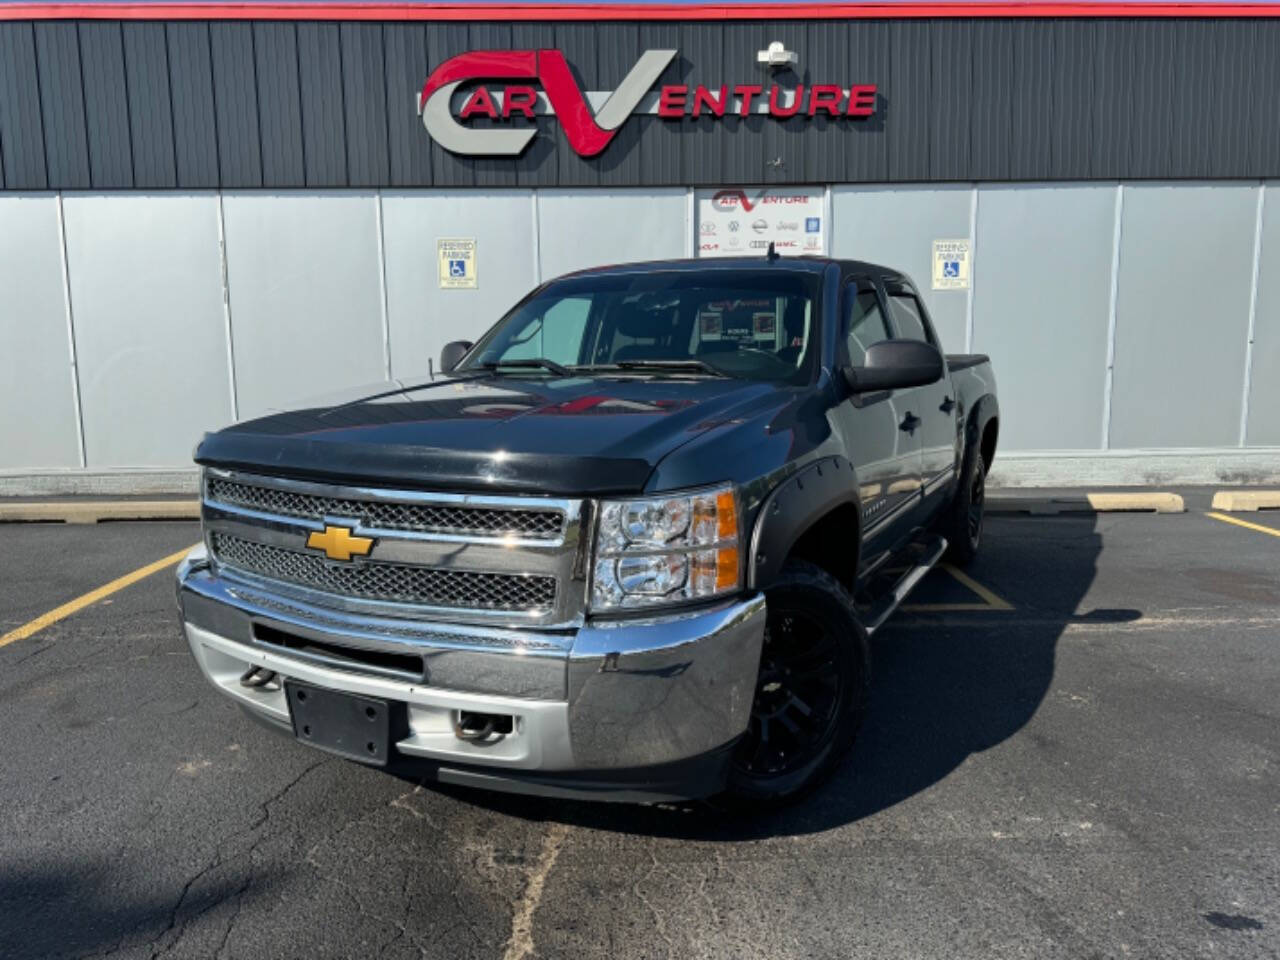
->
[591, 484, 741, 610]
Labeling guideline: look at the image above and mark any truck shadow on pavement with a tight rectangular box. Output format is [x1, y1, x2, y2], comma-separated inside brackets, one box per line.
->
[0, 863, 280, 960]
[440, 517, 1140, 839]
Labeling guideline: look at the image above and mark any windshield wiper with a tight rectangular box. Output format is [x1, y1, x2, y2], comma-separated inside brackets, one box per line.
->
[609, 359, 730, 378]
[478, 358, 573, 377]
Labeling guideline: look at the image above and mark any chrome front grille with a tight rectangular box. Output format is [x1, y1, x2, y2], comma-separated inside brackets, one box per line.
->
[207, 477, 564, 541]
[201, 470, 585, 625]
[210, 533, 557, 612]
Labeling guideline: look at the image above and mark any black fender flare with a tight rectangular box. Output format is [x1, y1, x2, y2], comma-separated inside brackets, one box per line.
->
[964, 393, 1000, 466]
[747, 456, 860, 591]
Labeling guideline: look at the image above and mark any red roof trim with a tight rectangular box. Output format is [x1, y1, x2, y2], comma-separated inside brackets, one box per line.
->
[1, 1, 1279, 20]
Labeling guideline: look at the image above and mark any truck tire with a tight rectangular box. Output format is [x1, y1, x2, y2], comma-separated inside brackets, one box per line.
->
[719, 560, 870, 809]
[942, 439, 986, 567]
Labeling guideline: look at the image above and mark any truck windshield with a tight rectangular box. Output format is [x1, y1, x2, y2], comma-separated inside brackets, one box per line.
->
[460, 270, 821, 383]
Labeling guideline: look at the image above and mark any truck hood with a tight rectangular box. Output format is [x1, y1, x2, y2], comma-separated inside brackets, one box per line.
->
[195, 374, 799, 495]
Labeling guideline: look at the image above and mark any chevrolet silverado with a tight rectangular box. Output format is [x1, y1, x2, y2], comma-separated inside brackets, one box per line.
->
[177, 255, 998, 806]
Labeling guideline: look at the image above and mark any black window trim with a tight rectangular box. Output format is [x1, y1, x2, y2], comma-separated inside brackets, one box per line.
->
[838, 273, 892, 369]
[878, 277, 938, 347]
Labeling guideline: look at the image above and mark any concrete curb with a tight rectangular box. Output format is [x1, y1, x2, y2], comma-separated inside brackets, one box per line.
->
[1209, 490, 1280, 512]
[987, 492, 1186, 515]
[3, 493, 1193, 523]
[4, 451, 1280, 498]
[0, 501, 200, 524]
[0, 469, 200, 498]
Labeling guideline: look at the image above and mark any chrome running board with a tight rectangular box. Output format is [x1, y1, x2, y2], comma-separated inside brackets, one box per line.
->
[863, 534, 947, 637]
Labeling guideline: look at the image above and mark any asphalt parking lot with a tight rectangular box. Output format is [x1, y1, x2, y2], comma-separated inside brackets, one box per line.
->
[1, 508, 1277, 959]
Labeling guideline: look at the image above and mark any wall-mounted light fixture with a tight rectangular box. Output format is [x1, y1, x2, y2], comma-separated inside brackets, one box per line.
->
[757, 41, 798, 70]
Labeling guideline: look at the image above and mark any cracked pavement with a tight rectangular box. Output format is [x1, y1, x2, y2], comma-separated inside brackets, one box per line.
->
[0, 514, 1278, 958]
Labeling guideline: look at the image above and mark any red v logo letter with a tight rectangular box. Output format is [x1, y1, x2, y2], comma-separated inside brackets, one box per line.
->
[537, 50, 674, 158]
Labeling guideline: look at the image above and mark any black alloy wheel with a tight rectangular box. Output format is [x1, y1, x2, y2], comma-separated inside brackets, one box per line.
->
[737, 608, 842, 779]
[943, 442, 986, 567]
[967, 459, 985, 550]
[720, 561, 870, 809]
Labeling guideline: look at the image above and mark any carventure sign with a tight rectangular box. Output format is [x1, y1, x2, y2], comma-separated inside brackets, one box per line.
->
[417, 49, 878, 157]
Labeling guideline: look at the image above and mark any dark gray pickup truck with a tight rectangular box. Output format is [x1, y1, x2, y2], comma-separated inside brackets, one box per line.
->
[177, 255, 998, 806]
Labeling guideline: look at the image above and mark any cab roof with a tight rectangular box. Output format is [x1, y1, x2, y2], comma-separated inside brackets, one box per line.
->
[558, 255, 908, 284]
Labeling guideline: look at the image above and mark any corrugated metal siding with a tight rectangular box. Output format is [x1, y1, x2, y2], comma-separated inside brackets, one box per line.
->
[254, 23, 305, 186]
[341, 23, 390, 186]
[80, 23, 134, 188]
[4, 17, 1280, 190]
[0, 23, 48, 188]
[886, 21, 931, 182]
[384, 23, 432, 187]
[166, 23, 220, 187]
[123, 23, 177, 188]
[34, 23, 91, 187]
[1009, 20, 1053, 181]
[296, 23, 348, 187]
[210, 23, 263, 187]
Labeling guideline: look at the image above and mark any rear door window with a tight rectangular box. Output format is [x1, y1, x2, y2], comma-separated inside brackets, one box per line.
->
[887, 293, 933, 344]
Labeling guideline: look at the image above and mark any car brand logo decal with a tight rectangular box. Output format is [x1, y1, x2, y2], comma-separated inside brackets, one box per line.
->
[306, 525, 375, 562]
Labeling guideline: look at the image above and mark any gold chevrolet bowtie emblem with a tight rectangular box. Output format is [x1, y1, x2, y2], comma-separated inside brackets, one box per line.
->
[306, 525, 374, 562]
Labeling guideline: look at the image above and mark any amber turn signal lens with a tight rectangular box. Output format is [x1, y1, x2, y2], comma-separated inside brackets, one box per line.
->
[716, 547, 739, 591]
[715, 490, 737, 541]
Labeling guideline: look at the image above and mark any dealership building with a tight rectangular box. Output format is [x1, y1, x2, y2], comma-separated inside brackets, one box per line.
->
[1, 0, 1279, 492]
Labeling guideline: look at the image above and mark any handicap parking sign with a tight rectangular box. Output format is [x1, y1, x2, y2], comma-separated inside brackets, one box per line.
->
[438, 238, 478, 289]
[805, 217, 821, 233]
[932, 239, 970, 289]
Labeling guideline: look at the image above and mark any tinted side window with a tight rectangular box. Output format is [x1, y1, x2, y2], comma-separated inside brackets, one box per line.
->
[843, 285, 891, 365]
[888, 293, 932, 344]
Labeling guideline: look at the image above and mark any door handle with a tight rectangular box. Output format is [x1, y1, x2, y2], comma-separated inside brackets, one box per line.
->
[899, 412, 921, 433]
[939, 395, 956, 414]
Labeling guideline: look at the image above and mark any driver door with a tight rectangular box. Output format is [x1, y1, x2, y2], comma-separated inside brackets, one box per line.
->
[831, 277, 925, 563]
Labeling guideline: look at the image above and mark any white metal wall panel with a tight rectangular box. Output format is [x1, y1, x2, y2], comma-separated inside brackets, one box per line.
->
[62, 192, 231, 467]
[222, 191, 386, 420]
[536, 189, 688, 280]
[1246, 184, 1280, 446]
[0, 194, 81, 469]
[381, 190, 536, 380]
[830, 185, 973, 351]
[971, 184, 1116, 451]
[1109, 183, 1258, 449]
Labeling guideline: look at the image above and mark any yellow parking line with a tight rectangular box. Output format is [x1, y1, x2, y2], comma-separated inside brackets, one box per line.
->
[900, 563, 1015, 613]
[940, 563, 1015, 610]
[900, 602, 1003, 613]
[1206, 511, 1280, 540]
[0, 545, 195, 649]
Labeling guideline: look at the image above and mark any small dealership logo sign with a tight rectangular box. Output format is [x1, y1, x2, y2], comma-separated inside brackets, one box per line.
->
[697, 188, 825, 258]
[417, 49, 877, 157]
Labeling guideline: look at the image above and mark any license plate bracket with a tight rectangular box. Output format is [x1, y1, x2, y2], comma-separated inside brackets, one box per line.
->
[284, 680, 395, 766]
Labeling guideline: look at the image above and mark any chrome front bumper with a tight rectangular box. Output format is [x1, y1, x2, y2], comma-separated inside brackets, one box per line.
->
[177, 548, 766, 786]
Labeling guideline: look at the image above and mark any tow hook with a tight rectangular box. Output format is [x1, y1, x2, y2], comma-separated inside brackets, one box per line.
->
[239, 666, 279, 689]
[453, 711, 514, 742]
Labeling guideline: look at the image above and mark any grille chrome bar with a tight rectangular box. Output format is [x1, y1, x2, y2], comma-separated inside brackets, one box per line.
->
[201, 469, 587, 626]
[211, 533, 558, 612]
[207, 475, 565, 543]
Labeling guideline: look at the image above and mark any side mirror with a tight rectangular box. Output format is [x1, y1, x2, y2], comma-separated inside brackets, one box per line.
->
[439, 340, 473, 373]
[841, 339, 944, 393]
